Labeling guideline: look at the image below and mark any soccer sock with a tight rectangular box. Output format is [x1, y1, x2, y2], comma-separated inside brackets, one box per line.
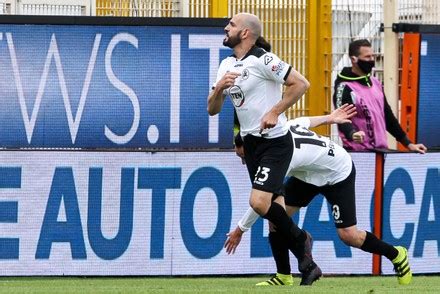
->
[263, 202, 306, 246]
[360, 231, 399, 261]
[269, 231, 291, 275]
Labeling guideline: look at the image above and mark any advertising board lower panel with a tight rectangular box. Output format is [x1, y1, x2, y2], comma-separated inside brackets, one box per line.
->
[381, 153, 440, 274]
[0, 151, 421, 275]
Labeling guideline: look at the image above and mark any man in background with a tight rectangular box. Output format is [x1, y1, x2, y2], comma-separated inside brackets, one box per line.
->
[333, 39, 427, 153]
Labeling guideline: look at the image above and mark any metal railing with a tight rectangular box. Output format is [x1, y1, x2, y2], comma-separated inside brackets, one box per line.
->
[0, 0, 12, 14]
[96, 0, 181, 17]
[332, 0, 440, 86]
[0, 0, 91, 15]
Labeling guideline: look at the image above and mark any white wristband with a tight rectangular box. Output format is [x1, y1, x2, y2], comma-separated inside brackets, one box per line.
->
[237, 207, 260, 232]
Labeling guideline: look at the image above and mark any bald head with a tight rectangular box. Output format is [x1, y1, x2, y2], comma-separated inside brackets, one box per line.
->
[236, 13, 261, 41]
[223, 12, 263, 53]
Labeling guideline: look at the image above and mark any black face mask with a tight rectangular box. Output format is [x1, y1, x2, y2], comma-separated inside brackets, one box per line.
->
[357, 59, 375, 74]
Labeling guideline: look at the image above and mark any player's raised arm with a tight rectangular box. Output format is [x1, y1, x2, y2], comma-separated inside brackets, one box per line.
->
[306, 103, 357, 128]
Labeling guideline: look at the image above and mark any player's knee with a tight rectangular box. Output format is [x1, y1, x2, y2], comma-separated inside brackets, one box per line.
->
[338, 233, 353, 246]
[249, 198, 266, 215]
[337, 227, 360, 247]
[249, 193, 271, 215]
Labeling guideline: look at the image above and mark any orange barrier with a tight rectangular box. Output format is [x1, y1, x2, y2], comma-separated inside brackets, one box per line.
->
[372, 152, 384, 275]
[399, 33, 420, 150]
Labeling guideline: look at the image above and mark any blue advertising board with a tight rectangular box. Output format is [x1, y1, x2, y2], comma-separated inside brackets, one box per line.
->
[381, 153, 440, 274]
[0, 151, 374, 275]
[0, 18, 233, 149]
[417, 34, 440, 148]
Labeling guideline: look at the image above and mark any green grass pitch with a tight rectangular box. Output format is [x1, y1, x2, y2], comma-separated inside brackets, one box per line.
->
[0, 275, 439, 293]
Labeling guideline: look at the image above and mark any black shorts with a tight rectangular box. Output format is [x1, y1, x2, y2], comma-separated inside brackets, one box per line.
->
[243, 133, 293, 195]
[284, 162, 357, 228]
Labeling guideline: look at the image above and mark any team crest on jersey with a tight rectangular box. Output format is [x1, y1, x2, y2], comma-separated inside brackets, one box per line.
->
[272, 61, 286, 76]
[228, 85, 245, 107]
[241, 69, 250, 80]
[264, 55, 273, 65]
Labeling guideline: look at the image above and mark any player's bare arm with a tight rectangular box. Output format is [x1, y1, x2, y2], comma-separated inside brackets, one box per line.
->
[207, 72, 241, 115]
[260, 69, 310, 130]
[308, 103, 357, 128]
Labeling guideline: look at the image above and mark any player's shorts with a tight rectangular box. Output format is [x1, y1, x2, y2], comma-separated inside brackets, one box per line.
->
[284, 162, 357, 228]
[243, 132, 293, 195]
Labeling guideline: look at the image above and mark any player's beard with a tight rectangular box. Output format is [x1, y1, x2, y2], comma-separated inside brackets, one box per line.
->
[223, 30, 243, 48]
